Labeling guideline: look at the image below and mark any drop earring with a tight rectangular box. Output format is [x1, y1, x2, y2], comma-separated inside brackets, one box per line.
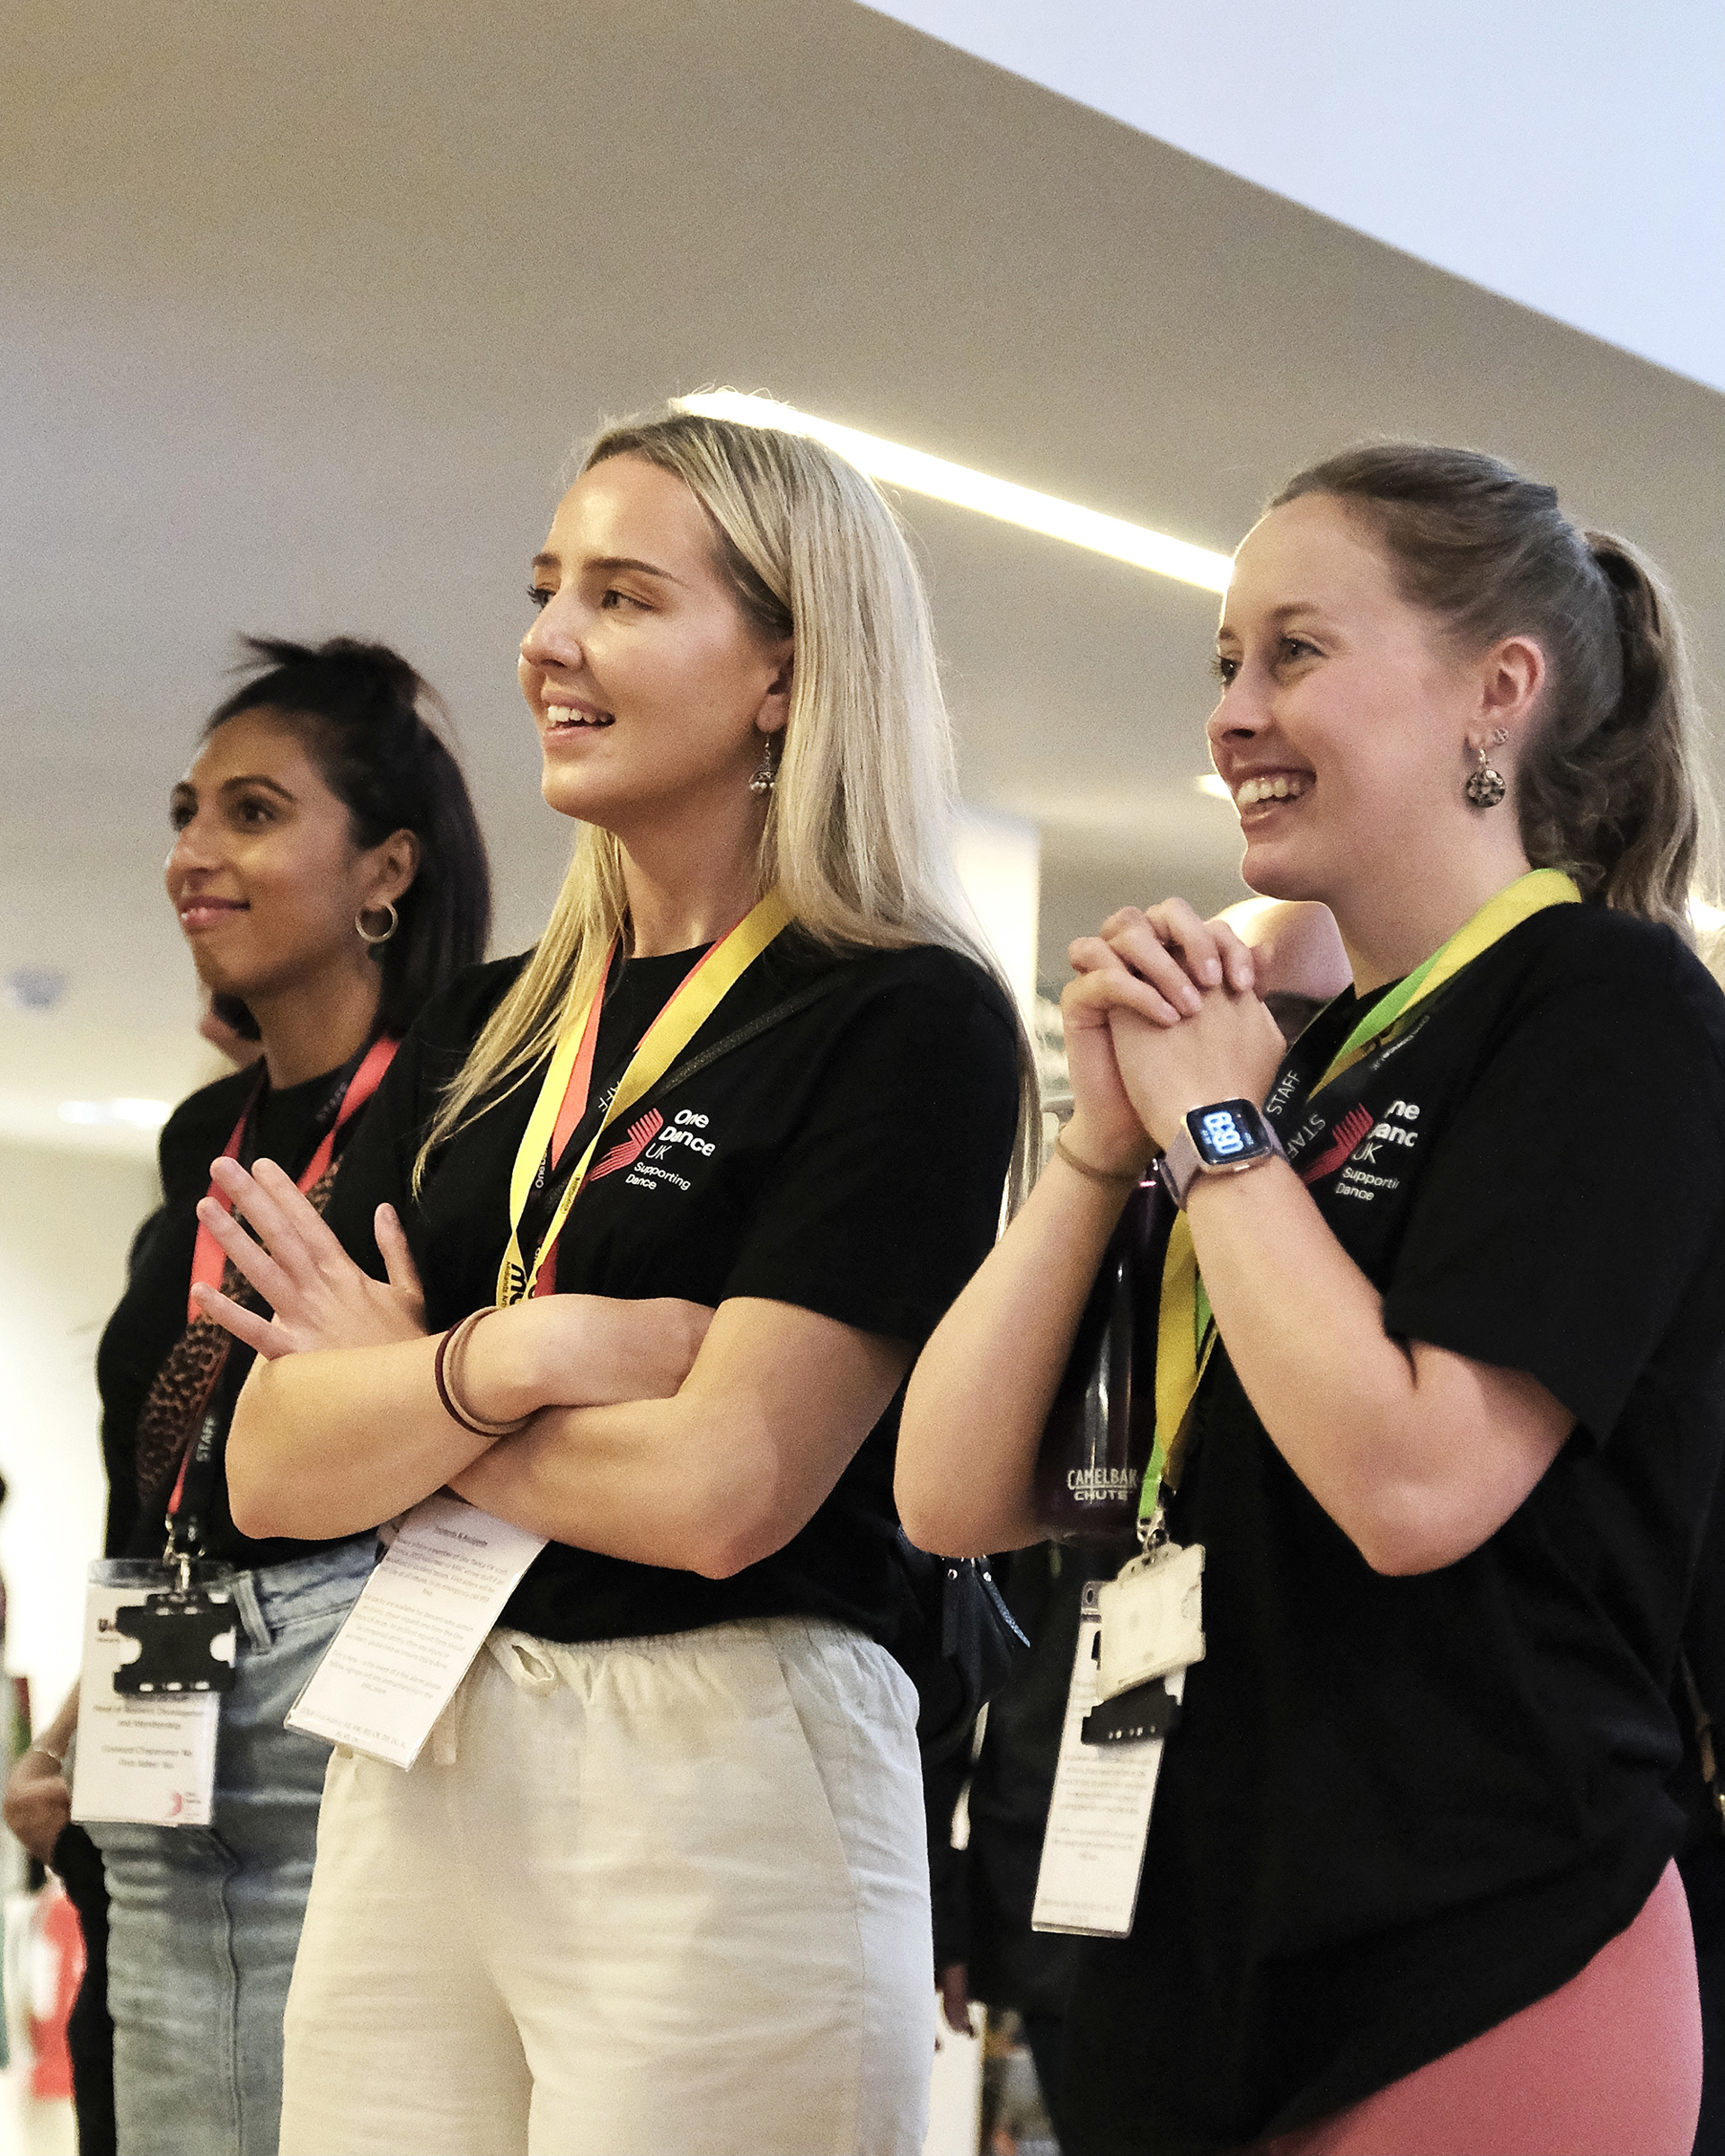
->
[748, 735, 779, 797]
[1464, 729, 1509, 809]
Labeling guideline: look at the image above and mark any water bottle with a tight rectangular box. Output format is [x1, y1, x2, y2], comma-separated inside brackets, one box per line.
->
[1032, 1176, 1171, 1542]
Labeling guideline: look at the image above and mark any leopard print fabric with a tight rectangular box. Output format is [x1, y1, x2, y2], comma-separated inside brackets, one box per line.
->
[132, 1161, 341, 1513]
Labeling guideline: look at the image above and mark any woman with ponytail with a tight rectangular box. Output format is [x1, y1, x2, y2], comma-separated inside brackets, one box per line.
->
[900, 445, 1723, 2154]
[4, 638, 491, 2156]
[195, 411, 1028, 2156]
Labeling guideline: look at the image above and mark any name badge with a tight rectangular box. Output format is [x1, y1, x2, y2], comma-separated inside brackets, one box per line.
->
[286, 1493, 547, 1770]
[1095, 1538, 1204, 1702]
[71, 1562, 236, 1827]
[1032, 1586, 1184, 1938]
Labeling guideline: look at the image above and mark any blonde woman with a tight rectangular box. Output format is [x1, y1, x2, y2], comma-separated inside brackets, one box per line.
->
[197, 410, 1030, 2156]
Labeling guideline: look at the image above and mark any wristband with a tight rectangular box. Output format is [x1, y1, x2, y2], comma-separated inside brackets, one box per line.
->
[1053, 1135, 1142, 1188]
[433, 1309, 532, 1439]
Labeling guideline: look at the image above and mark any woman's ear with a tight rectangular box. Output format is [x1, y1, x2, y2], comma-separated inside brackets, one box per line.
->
[1477, 633, 1546, 742]
[367, 828, 421, 910]
[756, 641, 794, 738]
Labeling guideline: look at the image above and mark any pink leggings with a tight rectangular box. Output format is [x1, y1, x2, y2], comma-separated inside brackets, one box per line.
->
[1260, 1862, 1701, 2156]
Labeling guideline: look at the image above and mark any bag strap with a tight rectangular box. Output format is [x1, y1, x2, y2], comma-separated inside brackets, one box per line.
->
[654, 971, 854, 1099]
[1680, 1651, 1725, 1836]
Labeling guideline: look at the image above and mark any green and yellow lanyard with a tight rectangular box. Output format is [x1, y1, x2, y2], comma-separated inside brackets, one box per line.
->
[1141, 868, 1582, 1536]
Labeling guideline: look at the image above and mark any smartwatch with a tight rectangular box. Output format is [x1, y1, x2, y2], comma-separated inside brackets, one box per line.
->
[1156, 1100, 1285, 1209]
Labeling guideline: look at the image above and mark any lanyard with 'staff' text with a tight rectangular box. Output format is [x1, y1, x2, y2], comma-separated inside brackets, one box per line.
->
[1142, 869, 1582, 1530]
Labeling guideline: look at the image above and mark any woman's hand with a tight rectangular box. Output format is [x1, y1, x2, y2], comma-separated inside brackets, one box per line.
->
[1084, 897, 1261, 1017]
[4, 1746, 71, 1867]
[460, 1294, 716, 1424]
[192, 1157, 427, 1358]
[1059, 898, 1262, 1174]
[1108, 991, 1287, 1153]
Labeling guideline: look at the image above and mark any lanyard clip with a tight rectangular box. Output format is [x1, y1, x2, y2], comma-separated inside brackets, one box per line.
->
[160, 1533, 194, 1595]
[1137, 1502, 1169, 1554]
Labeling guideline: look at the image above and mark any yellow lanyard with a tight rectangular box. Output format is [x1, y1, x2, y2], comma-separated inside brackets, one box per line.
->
[496, 888, 793, 1305]
[1145, 870, 1581, 1523]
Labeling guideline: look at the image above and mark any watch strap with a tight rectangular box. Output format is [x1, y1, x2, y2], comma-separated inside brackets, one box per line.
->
[1156, 1104, 1284, 1209]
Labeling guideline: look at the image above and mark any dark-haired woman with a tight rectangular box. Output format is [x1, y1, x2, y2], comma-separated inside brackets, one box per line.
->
[899, 446, 1722, 2155]
[3, 637, 491, 2156]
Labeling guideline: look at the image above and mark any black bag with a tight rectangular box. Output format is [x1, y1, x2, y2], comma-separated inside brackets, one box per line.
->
[895, 1532, 1031, 1762]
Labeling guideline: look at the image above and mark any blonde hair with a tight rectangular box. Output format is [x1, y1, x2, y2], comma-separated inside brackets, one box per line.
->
[419, 405, 1039, 1195]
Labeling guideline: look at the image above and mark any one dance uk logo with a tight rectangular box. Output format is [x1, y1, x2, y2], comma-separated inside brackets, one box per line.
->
[588, 1108, 664, 1182]
[1296, 1099, 1423, 1200]
[1299, 1105, 1375, 1185]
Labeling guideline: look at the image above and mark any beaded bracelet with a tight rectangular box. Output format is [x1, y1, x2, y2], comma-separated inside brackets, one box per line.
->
[432, 1308, 532, 1440]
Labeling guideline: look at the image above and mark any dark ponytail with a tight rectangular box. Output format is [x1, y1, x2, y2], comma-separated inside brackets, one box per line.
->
[1271, 445, 1709, 933]
[204, 636, 492, 1037]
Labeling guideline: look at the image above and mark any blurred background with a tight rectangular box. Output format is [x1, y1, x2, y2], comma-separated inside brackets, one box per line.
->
[1, 3, 1721, 2140]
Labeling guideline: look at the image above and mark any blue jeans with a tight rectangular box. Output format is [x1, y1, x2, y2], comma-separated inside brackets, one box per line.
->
[89, 1538, 375, 2156]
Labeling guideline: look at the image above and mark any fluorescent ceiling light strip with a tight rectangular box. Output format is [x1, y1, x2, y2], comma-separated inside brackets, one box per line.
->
[59, 1097, 171, 1128]
[675, 393, 1233, 595]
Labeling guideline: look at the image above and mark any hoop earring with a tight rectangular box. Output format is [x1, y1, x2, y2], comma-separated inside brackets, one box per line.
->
[1464, 732, 1508, 810]
[356, 900, 399, 945]
[748, 734, 779, 797]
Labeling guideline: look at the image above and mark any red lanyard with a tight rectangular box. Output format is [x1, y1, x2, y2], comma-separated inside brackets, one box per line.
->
[186, 1033, 399, 1325]
[527, 954, 609, 1298]
[548, 972, 606, 1176]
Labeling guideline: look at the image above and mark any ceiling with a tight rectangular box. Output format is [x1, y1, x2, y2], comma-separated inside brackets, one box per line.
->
[863, 0, 1725, 391]
[4, 0, 1721, 1155]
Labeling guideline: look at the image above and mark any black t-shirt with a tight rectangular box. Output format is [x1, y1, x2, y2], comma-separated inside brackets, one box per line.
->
[98, 1062, 380, 1569]
[320, 927, 1021, 1647]
[1064, 905, 1725, 2152]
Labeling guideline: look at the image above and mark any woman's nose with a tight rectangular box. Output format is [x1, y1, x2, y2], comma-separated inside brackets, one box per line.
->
[1207, 677, 1268, 752]
[166, 811, 217, 878]
[521, 589, 585, 670]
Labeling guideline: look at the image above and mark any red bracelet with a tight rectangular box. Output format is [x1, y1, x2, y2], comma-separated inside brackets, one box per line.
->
[432, 1309, 531, 1439]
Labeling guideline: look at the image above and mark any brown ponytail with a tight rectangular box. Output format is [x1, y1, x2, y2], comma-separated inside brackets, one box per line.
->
[1271, 446, 1712, 935]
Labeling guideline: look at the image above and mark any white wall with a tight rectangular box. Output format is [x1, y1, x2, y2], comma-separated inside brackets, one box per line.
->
[0, 1144, 158, 1722]
[955, 808, 1040, 1020]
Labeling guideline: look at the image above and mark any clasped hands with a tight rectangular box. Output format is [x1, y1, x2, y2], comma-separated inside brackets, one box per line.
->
[193, 1160, 711, 1421]
[1060, 897, 1287, 1174]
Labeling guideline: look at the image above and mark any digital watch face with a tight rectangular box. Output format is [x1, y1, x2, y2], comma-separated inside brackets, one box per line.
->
[1189, 1100, 1269, 1168]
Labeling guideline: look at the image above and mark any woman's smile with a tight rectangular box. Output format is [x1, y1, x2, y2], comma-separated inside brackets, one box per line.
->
[1232, 769, 1313, 815]
[539, 694, 615, 736]
[176, 891, 250, 934]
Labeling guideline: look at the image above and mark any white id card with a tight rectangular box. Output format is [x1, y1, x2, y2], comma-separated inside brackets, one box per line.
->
[286, 1493, 547, 1769]
[71, 1578, 226, 1826]
[1031, 1586, 1185, 1938]
[1095, 1538, 1205, 1703]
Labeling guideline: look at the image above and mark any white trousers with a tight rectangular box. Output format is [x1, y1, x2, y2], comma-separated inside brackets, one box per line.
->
[278, 1615, 933, 2156]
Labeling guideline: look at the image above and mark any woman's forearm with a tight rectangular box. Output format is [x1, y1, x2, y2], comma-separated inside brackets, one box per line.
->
[1185, 1162, 1570, 1571]
[452, 1297, 911, 1578]
[898, 1152, 1134, 1558]
[450, 1396, 739, 1573]
[224, 1294, 703, 1541]
[226, 1333, 500, 1538]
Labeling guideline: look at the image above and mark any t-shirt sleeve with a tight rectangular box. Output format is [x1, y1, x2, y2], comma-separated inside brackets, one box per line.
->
[722, 961, 1021, 1343]
[1382, 958, 1725, 1443]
